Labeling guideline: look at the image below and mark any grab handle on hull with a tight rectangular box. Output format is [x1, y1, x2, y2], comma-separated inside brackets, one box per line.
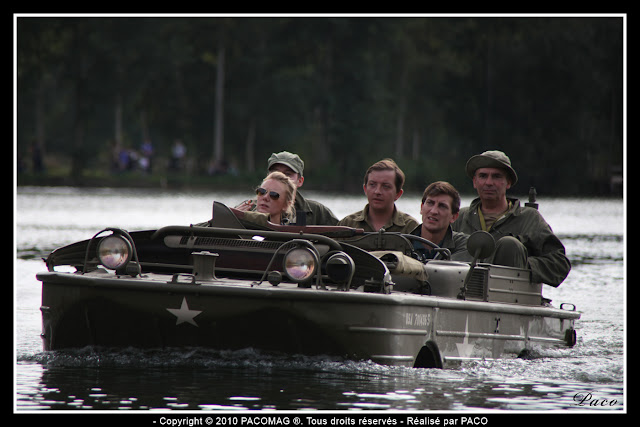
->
[169, 273, 198, 285]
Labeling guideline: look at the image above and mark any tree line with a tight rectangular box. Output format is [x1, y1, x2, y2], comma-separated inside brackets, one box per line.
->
[16, 15, 624, 195]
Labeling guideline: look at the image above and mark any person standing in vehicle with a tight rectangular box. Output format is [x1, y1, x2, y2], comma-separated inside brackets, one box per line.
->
[338, 158, 419, 233]
[410, 181, 469, 261]
[452, 150, 570, 287]
[236, 151, 338, 226]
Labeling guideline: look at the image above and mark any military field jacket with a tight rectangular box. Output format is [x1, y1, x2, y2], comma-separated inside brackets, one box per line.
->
[294, 191, 339, 226]
[452, 197, 571, 286]
[338, 204, 419, 234]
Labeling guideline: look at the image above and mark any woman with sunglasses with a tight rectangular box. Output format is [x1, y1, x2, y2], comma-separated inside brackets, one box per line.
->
[254, 171, 297, 225]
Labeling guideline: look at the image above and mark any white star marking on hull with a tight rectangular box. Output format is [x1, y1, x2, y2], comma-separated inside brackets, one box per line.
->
[166, 297, 202, 326]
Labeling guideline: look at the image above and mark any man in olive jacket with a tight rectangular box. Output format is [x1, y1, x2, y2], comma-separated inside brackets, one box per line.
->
[452, 150, 570, 287]
[338, 158, 418, 233]
[410, 181, 470, 262]
[236, 151, 339, 226]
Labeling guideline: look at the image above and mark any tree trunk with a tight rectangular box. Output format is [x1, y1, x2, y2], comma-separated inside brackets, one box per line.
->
[115, 93, 123, 149]
[213, 43, 225, 164]
[245, 116, 256, 173]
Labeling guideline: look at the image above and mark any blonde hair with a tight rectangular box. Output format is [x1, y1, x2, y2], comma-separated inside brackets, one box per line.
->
[262, 171, 296, 220]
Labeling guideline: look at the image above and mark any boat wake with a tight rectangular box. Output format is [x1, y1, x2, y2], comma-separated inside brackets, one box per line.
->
[18, 346, 377, 371]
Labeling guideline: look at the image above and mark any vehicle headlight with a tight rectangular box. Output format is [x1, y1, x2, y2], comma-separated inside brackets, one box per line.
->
[325, 252, 355, 285]
[97, 234, 132, 270]
[283, 247, 318, 283]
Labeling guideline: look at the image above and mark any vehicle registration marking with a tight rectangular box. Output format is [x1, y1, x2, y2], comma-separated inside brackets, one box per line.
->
[406, 313, 430, 327]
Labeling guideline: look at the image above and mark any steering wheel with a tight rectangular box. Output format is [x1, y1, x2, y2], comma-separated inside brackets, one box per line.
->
[401, 234, 451, 261]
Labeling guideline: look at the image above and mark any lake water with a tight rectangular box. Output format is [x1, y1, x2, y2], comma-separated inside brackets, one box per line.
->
[14, 186, 626, 415]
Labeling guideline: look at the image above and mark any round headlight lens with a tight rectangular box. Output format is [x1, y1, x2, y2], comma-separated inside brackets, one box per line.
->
[97, 235, 132, 270]
[283, 247, 317, 282]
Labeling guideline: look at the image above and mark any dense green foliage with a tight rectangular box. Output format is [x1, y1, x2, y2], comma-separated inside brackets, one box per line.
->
[16, 16, 624, 195]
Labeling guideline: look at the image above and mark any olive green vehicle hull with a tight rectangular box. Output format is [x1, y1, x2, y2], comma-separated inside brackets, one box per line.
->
[36, 202, 580, 368]
[37, 267, 578, 369]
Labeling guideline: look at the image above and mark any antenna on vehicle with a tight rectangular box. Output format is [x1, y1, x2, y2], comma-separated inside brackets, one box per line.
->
[525, 187, 538, 210]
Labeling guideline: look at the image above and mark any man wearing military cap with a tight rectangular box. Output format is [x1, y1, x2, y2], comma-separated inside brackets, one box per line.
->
[453, 150, 571, 287]
[237, 151, 338, 226]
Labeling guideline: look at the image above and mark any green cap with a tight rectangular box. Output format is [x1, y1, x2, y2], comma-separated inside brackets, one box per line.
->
[268, 151, 304, 176]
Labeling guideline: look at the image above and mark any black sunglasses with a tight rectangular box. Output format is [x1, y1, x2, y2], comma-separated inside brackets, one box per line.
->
[255, 187, 280, 200]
